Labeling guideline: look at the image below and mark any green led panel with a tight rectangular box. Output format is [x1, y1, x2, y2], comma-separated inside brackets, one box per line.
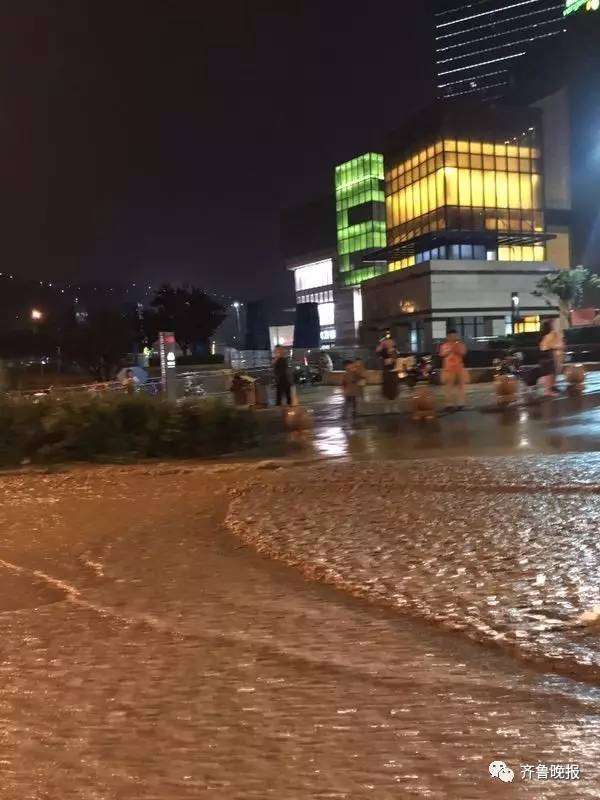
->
[564, 0, 599, 15]
[335, 152, 386, 287]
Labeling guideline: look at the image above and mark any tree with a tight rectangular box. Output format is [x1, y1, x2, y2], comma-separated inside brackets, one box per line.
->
[534, 266, 600, 329]
[59, 308, 135, 381]
[145, 284, 226, 354]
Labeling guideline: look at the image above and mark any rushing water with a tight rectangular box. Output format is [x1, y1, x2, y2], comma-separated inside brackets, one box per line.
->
[1, 462, 600, 798]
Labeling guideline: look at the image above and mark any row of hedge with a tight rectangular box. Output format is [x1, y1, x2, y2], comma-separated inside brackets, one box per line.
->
[0, 395, 258, 465]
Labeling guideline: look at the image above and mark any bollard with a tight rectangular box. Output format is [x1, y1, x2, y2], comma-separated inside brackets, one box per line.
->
[412, 386, 436, 421]
[564, 364, 585, 393]
[495, 375, 518, 408]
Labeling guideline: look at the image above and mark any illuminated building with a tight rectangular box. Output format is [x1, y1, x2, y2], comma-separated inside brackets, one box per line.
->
[434, 1, 564, 100]
[335, 153, 387, 287]
[282, 162, 385, 347]
[361, 102, 559, 350]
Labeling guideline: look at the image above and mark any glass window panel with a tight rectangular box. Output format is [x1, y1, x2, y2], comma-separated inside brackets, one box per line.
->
[508, 172, 521, 208]
[471, 170, 484, 207]
[413, 179, 421, 218]
[435, 154, 444, 170]
[482, 143, 494, 155]
[445, 167, 458, 205]
[318, 302, 335, 327]
[519, 174, 533, 209]
[436, 168, 445, 208]
[427, 145, 435, 159]
[444, 140, 456, 151]
[418, 149, 427, 164]
[428, 172, 437, 212]
[422, 176, 430, 214]
[435, 141, 443, 154]
[495, 144, 506, 156]
[419, 162, 428, 178]
[470, 142, 482, 154]
[445, 152, 457, 167]
[458, 153, 470, 168]
[484, 171, 496, 207]
[507, 157, 519, 172]
[427, 157, 435, 174]
[532, 175, 542, 209]
[471, 154, 483, 169]
[457, 140, 469, 153]
[406, 184, 414, 220]
[506, 145, 519, 158]
[483, 155, 495, 170]
[458, 169, 471, 206]
[496, 156, 507, 171]
[496, 174, 509, 208]
[411, 155, 419, 169]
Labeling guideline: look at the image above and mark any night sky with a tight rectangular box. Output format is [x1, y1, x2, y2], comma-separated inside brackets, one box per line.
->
[2, 1, 434, 304]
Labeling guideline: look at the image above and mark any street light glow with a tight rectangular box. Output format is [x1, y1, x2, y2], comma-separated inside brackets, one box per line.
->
[31, 308, 43, 321]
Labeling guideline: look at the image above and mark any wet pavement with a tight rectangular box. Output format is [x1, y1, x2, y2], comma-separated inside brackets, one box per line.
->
[1, 463, 600, 797]
[269, 373, 600, 462]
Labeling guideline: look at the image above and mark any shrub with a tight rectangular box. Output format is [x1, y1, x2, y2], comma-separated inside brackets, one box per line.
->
[0, 394, 257, 466]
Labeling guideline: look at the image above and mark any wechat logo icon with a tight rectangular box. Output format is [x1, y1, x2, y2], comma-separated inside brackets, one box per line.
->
[489, 760, 515, 783]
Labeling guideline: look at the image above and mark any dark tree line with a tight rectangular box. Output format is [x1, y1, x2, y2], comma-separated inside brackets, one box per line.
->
[1, 285, 226, 380]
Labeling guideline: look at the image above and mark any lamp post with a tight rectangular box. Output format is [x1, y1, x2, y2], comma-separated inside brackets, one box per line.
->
[232, 301, 241, 341]
[31, 308, 43, 322]
[511, 293, 520, 335]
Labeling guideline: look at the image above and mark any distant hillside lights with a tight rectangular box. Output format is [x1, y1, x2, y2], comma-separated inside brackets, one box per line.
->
[564, 0, 600, 15]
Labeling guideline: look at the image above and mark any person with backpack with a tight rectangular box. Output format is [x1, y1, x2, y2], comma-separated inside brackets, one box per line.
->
[439, 329, 468, 411]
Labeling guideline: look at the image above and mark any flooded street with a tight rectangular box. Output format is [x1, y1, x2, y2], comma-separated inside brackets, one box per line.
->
[1, 462, 600, 798]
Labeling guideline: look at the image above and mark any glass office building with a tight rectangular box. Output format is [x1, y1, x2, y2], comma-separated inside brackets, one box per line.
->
[435, 1, 564, 100]
[335, 153, 387, 287]
[377, 103, 550, 270]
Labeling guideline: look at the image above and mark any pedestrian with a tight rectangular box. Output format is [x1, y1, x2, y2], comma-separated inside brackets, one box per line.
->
[122, 368, 140, 395]
[539, 318, 565, 396]
[439, 329, 468, 411]
[273, 345, 292, 406]
[376, 335, 399, 412]
[341, 359, 360, 420]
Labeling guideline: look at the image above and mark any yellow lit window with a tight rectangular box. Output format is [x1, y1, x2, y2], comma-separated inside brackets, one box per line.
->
[445, 166, 458, 205]
[444, 139, 456, 151]
[514, 316, 540, 334]
[435, 141, 443, 154]
[470, 142, 482, 154]
[482, 143, 494, 155]
[418, 149, 428, 164]
[506, 145, 519, 158]
[436, 167, 446, 208]
[457, 140, 469, 153]
[427, 145, 435, 159]
[471, 170, 484, 207]
[458, 169, 471, 206]
[495, 144, 506, 156]
[496, 172, 509, 208]
[508, 173, 521, 208]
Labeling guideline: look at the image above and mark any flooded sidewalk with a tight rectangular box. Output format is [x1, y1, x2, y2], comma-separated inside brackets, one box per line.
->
[1, 463, 600, 798]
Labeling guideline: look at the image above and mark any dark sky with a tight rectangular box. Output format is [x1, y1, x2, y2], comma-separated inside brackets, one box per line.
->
[2, 1, 433, 303]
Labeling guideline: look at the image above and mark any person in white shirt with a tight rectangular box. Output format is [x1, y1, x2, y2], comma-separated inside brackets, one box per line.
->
[539, 319, 565, 396]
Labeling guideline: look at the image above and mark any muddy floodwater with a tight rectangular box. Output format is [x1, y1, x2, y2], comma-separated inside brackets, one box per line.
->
[1, 460, 600, 798]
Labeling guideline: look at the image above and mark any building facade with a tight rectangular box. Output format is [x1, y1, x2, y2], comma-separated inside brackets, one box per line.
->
[434, 0, 564, 100]
[361, 102, 559, 350]
[335, 152, 387, 287]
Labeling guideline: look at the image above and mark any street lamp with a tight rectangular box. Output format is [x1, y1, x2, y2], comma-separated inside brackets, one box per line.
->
[232, 301, 241, 338]
[511, 293, 520, 335]
[31, 308, 43, 322]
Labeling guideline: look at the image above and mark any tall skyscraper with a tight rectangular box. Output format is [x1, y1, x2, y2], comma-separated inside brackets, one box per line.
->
[434, 1, 565, 100]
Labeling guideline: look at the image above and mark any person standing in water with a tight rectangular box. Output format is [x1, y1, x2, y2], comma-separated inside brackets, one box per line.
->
[376, 335, 399, 412]
[272, 345, 292, 406]
[439, 329, 468, 411]
[539, 318, 565, 397]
